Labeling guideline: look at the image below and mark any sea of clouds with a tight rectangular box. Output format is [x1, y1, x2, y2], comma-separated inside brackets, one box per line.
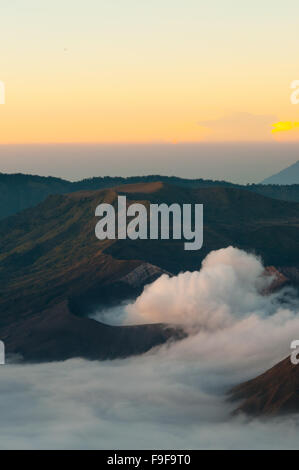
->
[1, 247, 299, 449]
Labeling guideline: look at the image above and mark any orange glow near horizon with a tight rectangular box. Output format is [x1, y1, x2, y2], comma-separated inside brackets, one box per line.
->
[1, 2, 299, 144]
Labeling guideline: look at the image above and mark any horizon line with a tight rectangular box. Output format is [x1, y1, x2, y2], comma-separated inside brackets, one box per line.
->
[0, 140, 298, 146]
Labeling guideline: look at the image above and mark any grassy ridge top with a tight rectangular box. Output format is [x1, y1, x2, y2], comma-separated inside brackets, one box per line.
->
[2, 172, 299, 220]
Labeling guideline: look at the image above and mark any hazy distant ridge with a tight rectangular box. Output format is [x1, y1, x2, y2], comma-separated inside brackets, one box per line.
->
[262, 160, 299, 185]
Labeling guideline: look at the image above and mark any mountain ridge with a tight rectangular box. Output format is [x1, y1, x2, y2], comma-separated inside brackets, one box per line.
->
[262, 160, 299, 185]
[2, 171, 299, 220]
[1, 182, 299, 362]
[230, 355, 299, 416]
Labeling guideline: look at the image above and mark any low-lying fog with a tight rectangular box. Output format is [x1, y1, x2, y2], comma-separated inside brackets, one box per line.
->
[1, 247, 299, 449]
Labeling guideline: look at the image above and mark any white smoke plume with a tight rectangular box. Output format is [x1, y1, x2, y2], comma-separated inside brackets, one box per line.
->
[1, 247, 299, 449]
[125, 246, 294, 332]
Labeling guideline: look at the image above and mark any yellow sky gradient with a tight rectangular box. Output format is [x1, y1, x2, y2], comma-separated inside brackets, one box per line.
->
[1, 1, 299, 144]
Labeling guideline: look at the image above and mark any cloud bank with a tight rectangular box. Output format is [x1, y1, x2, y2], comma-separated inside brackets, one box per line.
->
[198, 112, 277, 140]
[1, 247, 299, 449]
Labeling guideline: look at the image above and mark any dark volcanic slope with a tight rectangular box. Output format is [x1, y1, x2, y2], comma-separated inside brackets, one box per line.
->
[106, 182, 299, 272]
[230, 356, 299, 416]
[0, 183, 187, 361]
[0, 302, 183, 362]
[1, 181, 299, 361]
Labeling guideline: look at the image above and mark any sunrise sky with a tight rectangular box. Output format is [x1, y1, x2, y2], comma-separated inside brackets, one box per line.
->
[0, 0, 299, 144]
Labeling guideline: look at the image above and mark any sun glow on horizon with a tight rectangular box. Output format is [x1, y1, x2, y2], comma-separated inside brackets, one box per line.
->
[1, 1, 299, 144]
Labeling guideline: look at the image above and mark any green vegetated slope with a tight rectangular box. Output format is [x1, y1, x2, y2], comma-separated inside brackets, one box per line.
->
[1, 181, 299, 324]
[2, 172, 299, 220]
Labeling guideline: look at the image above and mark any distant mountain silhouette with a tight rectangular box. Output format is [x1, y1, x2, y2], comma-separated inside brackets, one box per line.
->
[262, 160, 299, 185]
[2, 172, 299, 220]
[1, 182, 299, 361]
